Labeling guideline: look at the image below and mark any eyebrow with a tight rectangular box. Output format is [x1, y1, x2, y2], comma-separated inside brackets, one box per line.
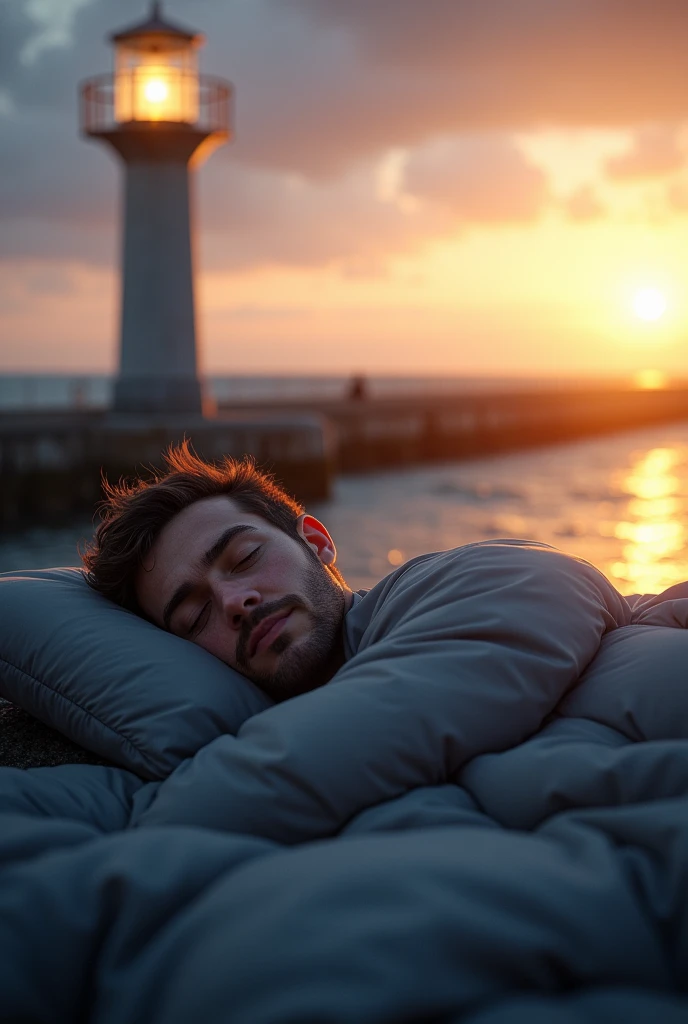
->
[162, 524, 259, 632]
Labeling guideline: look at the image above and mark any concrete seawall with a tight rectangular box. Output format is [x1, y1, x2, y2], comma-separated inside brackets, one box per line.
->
[0, 411, 333, 528]
[1, 385, 687, 528]
[219, 384, 688, 471]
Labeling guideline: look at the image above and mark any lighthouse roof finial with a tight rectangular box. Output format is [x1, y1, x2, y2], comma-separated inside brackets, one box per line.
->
[111, 2, 203, 45]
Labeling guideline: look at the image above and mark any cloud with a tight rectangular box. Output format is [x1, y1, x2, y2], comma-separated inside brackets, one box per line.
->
[286, 1, 688, 133]
[199, 134, 550, 275]
[6, 2, 688, 178]
[402, 135, 549, 224]
[563, 185, 606, 222]
[666, 179, 688, 211]
[3, 0, 688, 276]
[198, 159, 437, 274]
[604, 123, 686, 180]
[229, 0, 688, 178]
[21, 0, 95, 66]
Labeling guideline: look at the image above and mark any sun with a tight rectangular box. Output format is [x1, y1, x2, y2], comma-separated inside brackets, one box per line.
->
[633, 287, 667, 322]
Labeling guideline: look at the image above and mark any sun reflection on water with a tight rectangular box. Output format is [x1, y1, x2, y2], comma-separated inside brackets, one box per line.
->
[610, 446, 688, 595]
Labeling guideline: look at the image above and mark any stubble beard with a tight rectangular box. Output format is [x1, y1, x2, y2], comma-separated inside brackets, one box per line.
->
[235, 558, 346, 702]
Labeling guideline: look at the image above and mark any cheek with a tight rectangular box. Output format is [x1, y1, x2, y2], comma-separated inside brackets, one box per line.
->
[266, 546, 311, 590]
[197, 624, 238, 666]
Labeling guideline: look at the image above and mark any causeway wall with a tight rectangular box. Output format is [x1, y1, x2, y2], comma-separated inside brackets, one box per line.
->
[0, 411, 332, 529]
[1, 385, 687, 528]
[218, 384, 688, 472]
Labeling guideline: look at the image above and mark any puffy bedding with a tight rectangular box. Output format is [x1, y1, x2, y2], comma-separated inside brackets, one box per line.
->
[1, 540, 687, 1022]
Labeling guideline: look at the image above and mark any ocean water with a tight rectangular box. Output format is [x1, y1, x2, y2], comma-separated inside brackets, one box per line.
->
[3, 420, 688, 598]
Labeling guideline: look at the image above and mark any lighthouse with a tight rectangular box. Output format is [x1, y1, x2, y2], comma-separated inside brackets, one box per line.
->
[80, 2, 230, 415]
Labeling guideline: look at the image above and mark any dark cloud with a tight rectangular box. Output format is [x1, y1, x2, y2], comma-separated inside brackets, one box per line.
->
[0, 1, 33, 95]
[287, 1, 688, 130]
[0, 111, 116, 222]
[604, 124, 686, 180]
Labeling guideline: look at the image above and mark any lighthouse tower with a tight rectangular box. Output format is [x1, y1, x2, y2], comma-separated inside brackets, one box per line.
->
[80, 2, 230, 415]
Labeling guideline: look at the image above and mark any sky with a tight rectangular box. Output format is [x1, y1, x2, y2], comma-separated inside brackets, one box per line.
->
[1, 0, 688, 379]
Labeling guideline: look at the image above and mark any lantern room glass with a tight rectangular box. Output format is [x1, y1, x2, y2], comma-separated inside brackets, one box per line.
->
[114, 35, 199, 124]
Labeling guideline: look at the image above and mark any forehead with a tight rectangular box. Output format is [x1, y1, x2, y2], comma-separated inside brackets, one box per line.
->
[137, 496, 273, 594]
[148, 496, 272, 566]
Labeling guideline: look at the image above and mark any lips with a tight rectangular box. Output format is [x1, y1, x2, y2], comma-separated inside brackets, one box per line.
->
[248, 609, 292, 658]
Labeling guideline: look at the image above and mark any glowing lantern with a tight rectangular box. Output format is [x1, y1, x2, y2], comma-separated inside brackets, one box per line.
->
[112, 1, 201, 123]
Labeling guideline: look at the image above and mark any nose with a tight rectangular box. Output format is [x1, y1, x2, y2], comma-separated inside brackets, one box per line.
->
[215, 580, 261, 630]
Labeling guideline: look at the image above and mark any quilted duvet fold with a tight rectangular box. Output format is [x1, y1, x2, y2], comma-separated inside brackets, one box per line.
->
[132, 541, 630, 839]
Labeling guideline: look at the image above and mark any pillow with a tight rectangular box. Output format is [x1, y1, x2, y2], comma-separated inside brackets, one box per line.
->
[0, 569, 272, 779]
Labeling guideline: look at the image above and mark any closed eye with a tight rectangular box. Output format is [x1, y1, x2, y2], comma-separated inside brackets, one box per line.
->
[234, 545, 261, 571]
[178, 546, 262, 636]
[187, 602, 210, 638]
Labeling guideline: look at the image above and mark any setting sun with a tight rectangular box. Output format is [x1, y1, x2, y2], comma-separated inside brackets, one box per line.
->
[632, 287, 667, 322]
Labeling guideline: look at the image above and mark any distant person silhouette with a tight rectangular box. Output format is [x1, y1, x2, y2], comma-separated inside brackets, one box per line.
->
[348, 374, 367, 401]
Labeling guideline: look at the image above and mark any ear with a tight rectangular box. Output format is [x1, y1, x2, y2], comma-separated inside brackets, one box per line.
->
[296, 514, 337, 566]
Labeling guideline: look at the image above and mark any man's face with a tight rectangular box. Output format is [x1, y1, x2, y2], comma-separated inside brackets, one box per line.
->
[135, 496, 349, 701]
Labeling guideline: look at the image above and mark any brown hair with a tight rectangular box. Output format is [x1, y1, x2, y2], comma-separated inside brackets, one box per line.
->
[82, 441, 342, 612]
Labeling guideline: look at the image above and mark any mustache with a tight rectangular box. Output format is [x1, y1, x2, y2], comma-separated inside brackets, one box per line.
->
[236, 594, 304, 667]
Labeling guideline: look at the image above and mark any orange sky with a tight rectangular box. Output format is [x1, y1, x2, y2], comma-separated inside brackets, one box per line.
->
[2, 1, 688, 378]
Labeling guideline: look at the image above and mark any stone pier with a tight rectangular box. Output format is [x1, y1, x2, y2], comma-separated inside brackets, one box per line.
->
[2, 384, 688, 529]
[0, 412, 332, 529]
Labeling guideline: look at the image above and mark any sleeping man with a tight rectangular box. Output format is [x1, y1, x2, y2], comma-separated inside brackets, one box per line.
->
[83, 440, 628, 707]
[80, 441, 654, 845]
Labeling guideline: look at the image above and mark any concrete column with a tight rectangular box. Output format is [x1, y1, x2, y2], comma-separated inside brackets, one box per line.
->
[97, 126, 215, 416]
[114, 157, 201, 414]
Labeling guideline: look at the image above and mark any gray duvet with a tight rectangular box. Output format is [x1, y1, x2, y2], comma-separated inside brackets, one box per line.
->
[1, 540, 687, 1022]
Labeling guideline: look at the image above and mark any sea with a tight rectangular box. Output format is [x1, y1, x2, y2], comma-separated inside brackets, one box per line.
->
[2, 372, 688, 599]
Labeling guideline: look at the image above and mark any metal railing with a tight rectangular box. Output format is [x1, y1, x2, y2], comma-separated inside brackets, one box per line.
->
[80, 72, 231, 136]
